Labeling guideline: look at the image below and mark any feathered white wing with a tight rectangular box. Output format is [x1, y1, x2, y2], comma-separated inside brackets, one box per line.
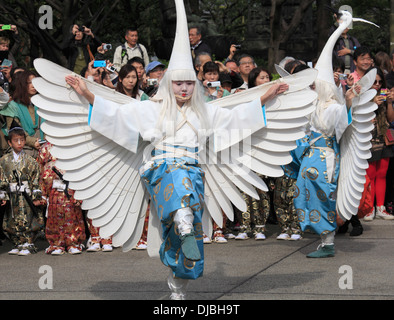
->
[201, 69, 318, 227]
[336, 69, 377, 220]
[32, 58, 154, 253]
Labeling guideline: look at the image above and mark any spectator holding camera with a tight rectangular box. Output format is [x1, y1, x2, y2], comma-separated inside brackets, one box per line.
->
[144, 61, 165, 97]
[0, 24, 20, 68]
[62, 24, 102, 75]
[113, 28, 149, 72]
[202, 61, 230, 101]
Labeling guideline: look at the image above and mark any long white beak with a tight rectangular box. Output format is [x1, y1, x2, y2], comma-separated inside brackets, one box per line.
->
[353, 18, 380, 28]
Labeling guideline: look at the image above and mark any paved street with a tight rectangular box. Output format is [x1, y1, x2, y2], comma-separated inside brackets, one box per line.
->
[1, 219, 394, 301]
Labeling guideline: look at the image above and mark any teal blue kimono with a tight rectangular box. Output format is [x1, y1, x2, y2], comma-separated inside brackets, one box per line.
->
[285, 132, 340, 236]
[141, 145, 205, 280]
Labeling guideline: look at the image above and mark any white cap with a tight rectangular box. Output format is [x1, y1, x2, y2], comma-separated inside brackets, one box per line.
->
[167, 0, 194, 74]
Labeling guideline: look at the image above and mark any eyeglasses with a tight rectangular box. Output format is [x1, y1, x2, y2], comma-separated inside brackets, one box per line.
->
[374, 80, 383, 85]
[239, 60, 254, 65]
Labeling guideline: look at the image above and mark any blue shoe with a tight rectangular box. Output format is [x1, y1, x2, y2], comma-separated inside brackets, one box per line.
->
[180, 232, 201, 261]
[307, 244, 335, 258]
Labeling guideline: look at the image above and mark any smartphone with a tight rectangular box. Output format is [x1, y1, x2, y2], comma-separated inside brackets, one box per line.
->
[0, 59, 13, 68]
[93, 60, 106, 68]
[1, 25, 11, 30]
[38, 139, 47, 145]
[381, 88, 388, 101]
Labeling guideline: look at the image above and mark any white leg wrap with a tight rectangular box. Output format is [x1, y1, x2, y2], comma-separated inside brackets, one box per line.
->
[321, 231, 335, 245]
[167, 270, 189, 299]
[174, 207, 194, 236]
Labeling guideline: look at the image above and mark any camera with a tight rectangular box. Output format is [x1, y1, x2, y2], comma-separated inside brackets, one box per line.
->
[338, 74, 347, 80]
[78, 25, 85, 32]
[103, 44, 112, 50]
[207, 81, 221, 88]
[234, 44, 241, 49]
[1, 25, 11, 30]
[106, 65, 116, 73]
[147, 79, 158, 86]
[93, 60, 106, 68]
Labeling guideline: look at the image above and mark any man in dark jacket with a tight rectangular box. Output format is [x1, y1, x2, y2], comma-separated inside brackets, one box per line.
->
[189, 26, 211, 59]
[63, 24, 102, 75]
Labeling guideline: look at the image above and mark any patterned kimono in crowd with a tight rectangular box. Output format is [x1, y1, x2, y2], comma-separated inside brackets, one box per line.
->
[284, 101, 350, 236]
[0, 151, 43, 248]
[237, 180, 271, 235]
[38, 143, 86, 252]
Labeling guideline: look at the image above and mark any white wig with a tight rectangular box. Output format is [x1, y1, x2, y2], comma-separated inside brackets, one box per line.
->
[152, 68, 210, 144]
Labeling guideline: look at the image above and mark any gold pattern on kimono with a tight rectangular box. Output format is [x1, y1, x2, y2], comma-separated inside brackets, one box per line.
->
[175, 247, 181, 263]
[158, 205, 164, 220]
[184, 257, 196, 270]
[327, 211, 336, 223]
[320, 149, 326, 162]
[293, 184, 300, 198]
[317, 189, 328, 202]
[181, 195, 191, 208]
[301, 166, 307, 179]
[190, 202, 201, 212]
[296, 209, 305, 222]
[194, 222, 203, 240]
[182, 177, 193, 191]
[320, 230, 331, 236]
[306, 148, 315, 158]
[164, 236, 172, 252]
[153, 181, 162, 194]
[164, 183, 174, 201]
[306, 167, 319, 180]
[309, 209, 321, 223]
[305, 188, 310, 201]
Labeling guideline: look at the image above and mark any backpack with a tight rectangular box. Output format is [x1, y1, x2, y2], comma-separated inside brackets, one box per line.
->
[121, 43, 144, 64]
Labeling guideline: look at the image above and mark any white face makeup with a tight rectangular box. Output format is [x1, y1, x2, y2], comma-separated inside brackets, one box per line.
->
[172, 81, 195, 105]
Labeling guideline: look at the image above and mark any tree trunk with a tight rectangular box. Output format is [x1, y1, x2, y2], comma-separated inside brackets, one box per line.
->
[391, 0, 394, 54]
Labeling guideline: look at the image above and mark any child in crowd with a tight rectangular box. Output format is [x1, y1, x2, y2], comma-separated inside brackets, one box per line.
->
[38, 142, 86, 255]
[1, 126, 43, 256]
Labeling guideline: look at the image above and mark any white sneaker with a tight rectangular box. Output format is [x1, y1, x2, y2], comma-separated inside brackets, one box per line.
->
[289, 234, 302, 241]
[18, 249, 31, 256]
[255, 233, 266, 240]
[224, 233, 236, 239]
[102, 244, 113, 252]
[52, 248, 65, 255]
[213, 232, 227, 243]
[134, 240, 147, 250]
[87, 242, 101, 252]
[68, 247, 82, 255]
[235, 232, 249, 240]
[203, 234, 212, 244]
[363, 208, 375, 221]
[8, 248, 19, 255]
[276, 233, 290, 240]
[376, 206, 394, 220]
